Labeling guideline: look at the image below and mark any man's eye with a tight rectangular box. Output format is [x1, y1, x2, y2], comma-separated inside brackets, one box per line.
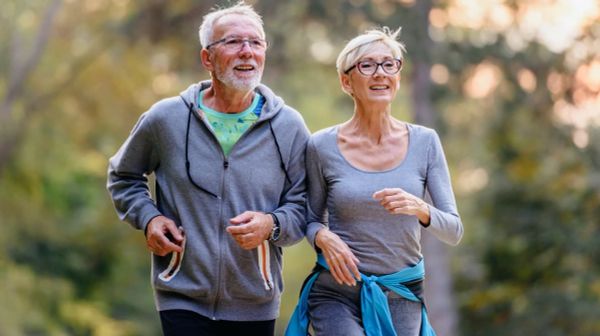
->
[225, 39, 242, 45]
[360, 63, 375, 69]
[383, 61, 395, 68]
[250, 39, 262, 46]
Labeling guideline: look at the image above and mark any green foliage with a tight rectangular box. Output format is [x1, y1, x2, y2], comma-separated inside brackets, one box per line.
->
[448, 33, 600, 336]
[458, 114, 600, 334]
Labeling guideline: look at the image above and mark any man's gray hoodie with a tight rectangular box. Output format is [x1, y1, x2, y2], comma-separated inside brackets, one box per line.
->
[107, 81, 310, 321]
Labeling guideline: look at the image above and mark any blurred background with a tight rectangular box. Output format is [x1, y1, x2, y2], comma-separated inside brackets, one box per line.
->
[1, 0, 599, 335]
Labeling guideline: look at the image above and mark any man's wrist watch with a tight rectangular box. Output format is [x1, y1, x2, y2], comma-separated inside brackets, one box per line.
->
[268, 213, 281, 242]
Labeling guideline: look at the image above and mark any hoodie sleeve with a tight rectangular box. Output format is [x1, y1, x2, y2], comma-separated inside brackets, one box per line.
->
[423, 130, 464, 245]
[106, 111, 162, 232]
[269, 110, 311, 247]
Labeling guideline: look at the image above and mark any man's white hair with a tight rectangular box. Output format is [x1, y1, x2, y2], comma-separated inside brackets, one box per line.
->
[198, 1, 265, 48]
[336, 27, 406, 76]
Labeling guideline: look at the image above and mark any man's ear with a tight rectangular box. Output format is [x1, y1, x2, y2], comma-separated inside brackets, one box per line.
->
[201, 49, 214, 71]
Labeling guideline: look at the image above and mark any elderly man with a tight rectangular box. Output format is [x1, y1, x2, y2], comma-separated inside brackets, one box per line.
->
[107, 2, 309, 335]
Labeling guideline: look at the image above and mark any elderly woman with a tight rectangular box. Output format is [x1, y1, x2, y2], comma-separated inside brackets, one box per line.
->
[286, 28, 463, 336]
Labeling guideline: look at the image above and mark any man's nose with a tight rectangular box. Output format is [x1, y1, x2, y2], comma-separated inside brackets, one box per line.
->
[240, 40, 253, 49]
[238, 41, 253, 57]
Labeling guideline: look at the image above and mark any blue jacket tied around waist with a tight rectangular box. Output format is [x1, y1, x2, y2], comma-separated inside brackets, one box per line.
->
[285, 254, 436, 336]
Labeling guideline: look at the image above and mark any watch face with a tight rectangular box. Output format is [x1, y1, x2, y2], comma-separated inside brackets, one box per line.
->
[270, 225, 281, 241]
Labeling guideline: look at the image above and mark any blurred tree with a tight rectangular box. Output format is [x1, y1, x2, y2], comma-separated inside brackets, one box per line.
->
[0, 0, 61, 172]
[406, 1, 460, 335]
[426, 1, 600, 335]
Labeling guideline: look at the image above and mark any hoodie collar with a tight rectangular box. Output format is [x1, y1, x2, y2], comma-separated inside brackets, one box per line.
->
[180, 80, 284, 121]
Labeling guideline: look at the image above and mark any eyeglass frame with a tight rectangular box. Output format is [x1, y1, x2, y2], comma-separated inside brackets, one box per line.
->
[205, 35, 269, 51]
[344, 58, 403, 76]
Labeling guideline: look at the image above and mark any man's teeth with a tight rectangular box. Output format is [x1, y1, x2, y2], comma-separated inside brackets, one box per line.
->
[370, 85, 389, 90]
[235, 65, 254, 71]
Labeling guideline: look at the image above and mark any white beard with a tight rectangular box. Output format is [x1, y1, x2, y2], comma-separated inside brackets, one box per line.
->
[214, 62, 262, 92]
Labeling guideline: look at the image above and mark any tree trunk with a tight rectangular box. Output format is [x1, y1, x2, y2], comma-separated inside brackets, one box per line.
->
[0, 0, 61, 173]
[409, 1, 459, 335]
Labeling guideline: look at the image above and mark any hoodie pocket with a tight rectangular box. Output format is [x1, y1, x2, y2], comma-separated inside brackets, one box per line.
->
[257, 240, 274, 290]
[158, 235, 186, 282]
[223, 241, 281, 302]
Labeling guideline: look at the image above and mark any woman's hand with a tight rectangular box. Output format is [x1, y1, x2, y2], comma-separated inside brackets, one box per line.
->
[315, 228, 361, 286]
[373, 188, 431, 225]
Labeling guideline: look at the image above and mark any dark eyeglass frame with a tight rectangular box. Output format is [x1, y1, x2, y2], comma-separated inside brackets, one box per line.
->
[205, 36, 269, 51]
[344, 58, 403, 76]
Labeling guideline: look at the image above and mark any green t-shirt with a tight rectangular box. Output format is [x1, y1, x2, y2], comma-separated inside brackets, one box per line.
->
[198, 90, 261, 156]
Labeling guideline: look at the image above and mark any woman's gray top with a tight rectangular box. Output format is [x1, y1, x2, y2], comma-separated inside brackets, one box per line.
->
[305, 123, 463, 275]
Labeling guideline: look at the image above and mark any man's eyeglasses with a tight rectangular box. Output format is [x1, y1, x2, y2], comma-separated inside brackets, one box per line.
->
[344, 59, 403, 76]
[206, 36, 269, 51]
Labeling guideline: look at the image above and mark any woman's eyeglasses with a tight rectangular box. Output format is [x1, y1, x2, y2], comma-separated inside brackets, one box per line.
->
[344, 59, 403, 76]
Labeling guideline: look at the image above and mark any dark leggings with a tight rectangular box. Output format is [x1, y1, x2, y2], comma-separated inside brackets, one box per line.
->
[159, 309, 276, 336]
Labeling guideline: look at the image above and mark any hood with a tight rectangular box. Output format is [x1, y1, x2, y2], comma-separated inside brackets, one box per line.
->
[179, 80, 286, 121]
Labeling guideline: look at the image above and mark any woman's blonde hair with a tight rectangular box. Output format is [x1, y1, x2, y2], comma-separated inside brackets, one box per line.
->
[336, 27, 406, 76]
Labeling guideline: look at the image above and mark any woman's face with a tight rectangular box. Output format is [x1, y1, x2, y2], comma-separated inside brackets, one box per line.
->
[341, 43, 401, 107]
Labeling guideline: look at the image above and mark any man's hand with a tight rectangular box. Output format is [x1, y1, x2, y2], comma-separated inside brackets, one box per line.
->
[227, 211, 273, 250]
[145, 215, 184, 256]
[372, 188, 430, 224]
[315, 228, 361, 286]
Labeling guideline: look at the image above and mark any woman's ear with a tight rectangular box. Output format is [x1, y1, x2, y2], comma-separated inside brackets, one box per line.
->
[340, 74, 353, 95]
[200, 49, 213, 71]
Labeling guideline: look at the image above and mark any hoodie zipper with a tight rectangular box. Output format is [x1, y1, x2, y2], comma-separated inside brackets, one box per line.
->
[208, 119, 270, 320]
[188, 92, 274, 320]
[187, 97, 228, 320]
[211, 156, 228, 320]
[196, 114, 229, 321]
